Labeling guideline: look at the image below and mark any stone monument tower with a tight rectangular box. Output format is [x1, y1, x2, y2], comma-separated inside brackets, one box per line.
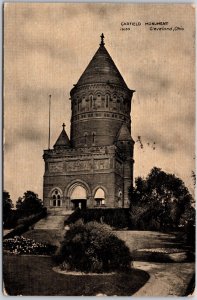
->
[43, 34, 135, 213]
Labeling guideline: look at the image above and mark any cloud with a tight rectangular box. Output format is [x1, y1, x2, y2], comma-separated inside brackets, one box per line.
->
[16, 127, 46, 142]
[4, 3, 195, 202]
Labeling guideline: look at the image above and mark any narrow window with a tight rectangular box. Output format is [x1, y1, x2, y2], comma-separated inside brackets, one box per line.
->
[92, 132, 95, 144]
[93, 98, 96, 108]
[89, 95, 93, 109]
[84, 133, 87, 145]
[105, 95, 109, 108]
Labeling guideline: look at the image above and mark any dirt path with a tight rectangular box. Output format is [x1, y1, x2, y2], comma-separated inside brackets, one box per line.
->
[133, 261, 195, 296]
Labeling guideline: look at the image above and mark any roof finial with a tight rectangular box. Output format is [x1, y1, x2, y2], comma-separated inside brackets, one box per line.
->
[100, 33, 105, 46]
[62, 123, 66, 130]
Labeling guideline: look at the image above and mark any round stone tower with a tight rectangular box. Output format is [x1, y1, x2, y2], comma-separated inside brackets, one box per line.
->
[70, 34, 135, 148]
[43, 34, 135, 212]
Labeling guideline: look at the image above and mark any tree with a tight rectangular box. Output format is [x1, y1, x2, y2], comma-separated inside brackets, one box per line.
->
[16, 191, 43, 216]
[130, 167, 195, 231]
[16, 197, 22, 210]
[3, 191, 13, 223]
[191, 170, 196, 187]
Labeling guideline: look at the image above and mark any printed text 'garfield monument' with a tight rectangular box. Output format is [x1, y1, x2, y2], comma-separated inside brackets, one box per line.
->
[43, 34, 135, 213]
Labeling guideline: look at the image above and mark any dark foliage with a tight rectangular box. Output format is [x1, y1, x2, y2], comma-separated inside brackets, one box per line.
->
[3, 210, 19, 229]
[3, 208, 47, 239]
[4, 191, 45, 229]
[3, 209, 33, 229]
[16, 191, 43, 216]
[184, 274, 195, 296]
[65, 208, 132, 229]
[3, 191, 13, 225]
[55, 221, 132, 273]
[177, 220, 196, 251]
[130, 167, 195, 232]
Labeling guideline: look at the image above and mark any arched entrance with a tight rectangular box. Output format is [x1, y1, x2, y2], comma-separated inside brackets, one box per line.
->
[94, 188, 106, 207]
[70, 185, 87, 209]
[118, 190, 123, 208]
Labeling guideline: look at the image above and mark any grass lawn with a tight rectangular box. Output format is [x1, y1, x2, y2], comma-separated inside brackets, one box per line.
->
[23, 230, 190, 252]
[3, 255, 149, 296]
[23, 229, 64, 246]
[4, 230, 193, 296]
[115, 230, 189, 252]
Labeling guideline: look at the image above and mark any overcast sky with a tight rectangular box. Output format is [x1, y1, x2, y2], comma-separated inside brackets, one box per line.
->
[4, 3, 195, 203]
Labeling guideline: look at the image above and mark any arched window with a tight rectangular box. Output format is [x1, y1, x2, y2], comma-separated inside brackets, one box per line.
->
[94, 188, 106, 207]
[118, 190, 122, 208]
[51, 189, 62, 207]
[96, 94, 102, 108]
[92, 132, 95, 144]
[113, 94, 117, 100]
[81, 96, 86, 112]
[89, 95, 93, 109]
[105, 94, 110, 108]
[84, 133, 87, 145]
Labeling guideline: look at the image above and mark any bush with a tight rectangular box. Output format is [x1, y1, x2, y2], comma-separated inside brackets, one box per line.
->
[56, 220, 132, 273]
[65, 208, 132, 229]
[3, 209, 47, 240]
[4, 207, 47, 230]
[16, 208, 47, 227]
[3, 210, 21, 229]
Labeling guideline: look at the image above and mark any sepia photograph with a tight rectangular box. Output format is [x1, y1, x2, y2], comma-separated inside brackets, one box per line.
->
[3, 3, 195, 296]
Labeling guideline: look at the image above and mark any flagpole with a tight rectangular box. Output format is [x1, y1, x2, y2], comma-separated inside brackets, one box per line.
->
[48, 94, 51, 149]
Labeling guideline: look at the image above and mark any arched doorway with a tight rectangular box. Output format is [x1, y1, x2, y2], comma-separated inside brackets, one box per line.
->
[118, 190, 123, 208]
[94, 188, 105, 207]
[70, 185, 87, 209]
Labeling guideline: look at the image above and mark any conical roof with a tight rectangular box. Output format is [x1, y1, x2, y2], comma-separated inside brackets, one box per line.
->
[76, 39, 128, 89]
[54, 124, 70, 149]
[117, 123, 133, 142]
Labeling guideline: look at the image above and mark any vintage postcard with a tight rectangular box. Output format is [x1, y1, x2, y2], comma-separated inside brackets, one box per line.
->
[3, 3, 195, 296]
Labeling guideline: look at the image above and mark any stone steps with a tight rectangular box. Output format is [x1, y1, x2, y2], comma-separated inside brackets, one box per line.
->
[33, 211, 73, 230]
[23, 210, 74, 246]
[47, 209, 73, 216]
[33, 216, 65, 230]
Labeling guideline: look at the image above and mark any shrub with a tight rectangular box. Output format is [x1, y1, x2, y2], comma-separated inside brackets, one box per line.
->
[65, 208, 132, 229]
[3, 209, 47, 240]
[56, 220, 132, 273]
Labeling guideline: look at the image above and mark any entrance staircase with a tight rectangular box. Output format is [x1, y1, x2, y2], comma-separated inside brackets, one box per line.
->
[34, 209, 73, 230]
[23, 210, 73, 246]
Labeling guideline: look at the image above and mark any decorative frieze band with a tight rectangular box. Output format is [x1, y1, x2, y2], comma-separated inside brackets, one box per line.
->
[48, 158, 113, 173]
